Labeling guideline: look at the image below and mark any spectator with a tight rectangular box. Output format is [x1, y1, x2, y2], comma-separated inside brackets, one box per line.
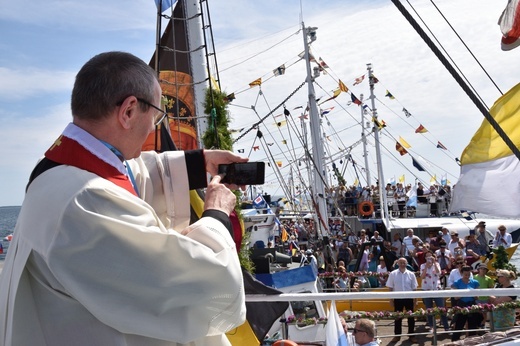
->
[387, 257, 418, 343]
[353, 318, 379, 346]
[451, 266, 482, 341]
[376, 256, 388, 287]
[493, 225, 512, 248]
[490, 269, 517, 331]
[420, 251, 449, 331]
[391, 232, 403, 257]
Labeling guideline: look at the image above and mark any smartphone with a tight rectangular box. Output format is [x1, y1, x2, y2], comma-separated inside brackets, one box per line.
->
[218, 162, 265, 185]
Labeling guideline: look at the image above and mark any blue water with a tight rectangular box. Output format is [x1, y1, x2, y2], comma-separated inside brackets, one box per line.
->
[0, 206, 19, 260]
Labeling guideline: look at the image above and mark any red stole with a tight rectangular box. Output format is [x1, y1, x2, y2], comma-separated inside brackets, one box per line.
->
[45, 135, 137, 196]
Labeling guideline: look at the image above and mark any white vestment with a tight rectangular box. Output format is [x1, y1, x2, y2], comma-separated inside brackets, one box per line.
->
[0, 124, 245, 346]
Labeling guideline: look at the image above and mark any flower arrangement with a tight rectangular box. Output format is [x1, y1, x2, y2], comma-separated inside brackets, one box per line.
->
[284, 301, 520, 326]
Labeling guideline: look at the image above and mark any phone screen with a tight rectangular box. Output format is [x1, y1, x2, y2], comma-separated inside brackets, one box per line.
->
[218, 162, 265, 185]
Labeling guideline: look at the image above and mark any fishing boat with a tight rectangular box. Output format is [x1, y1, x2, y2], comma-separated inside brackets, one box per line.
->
[146, 1, 520, 345]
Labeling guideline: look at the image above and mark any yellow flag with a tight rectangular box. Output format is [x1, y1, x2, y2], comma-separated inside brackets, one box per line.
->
[399, 136, 411, 148]
[249, 78, 262, 87]
[399, 175, 405, 183]
[339, 79, 349, 93]
[460, 82, 520, 164]
[430, 175, 437, 183]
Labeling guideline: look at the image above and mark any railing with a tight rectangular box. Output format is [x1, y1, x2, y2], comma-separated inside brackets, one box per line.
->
[248, 288, 520, 345]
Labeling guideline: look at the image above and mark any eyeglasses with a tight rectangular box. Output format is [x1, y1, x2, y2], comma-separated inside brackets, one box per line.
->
[136, 98, 168, 126]
[352, 328, 365, 334]
[456, 262, 464, 265]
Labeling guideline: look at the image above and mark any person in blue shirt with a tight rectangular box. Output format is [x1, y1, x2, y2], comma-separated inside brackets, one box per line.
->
[451, 266, 482, 341]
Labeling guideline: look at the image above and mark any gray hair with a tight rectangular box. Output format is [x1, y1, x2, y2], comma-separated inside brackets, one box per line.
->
[356, 318, 376, 338]
[71, 51, 158, 120]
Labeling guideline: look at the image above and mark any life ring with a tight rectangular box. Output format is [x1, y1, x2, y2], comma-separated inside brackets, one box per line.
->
[359, 201, 374, 217]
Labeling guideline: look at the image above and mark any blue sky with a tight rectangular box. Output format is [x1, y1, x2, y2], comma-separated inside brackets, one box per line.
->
[0, 0, 518, 206]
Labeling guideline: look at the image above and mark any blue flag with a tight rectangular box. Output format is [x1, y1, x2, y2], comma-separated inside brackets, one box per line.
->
[154, 0, 177, 12]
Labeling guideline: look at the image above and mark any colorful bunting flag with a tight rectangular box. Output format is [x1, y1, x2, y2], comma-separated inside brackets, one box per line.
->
[154, 0, 177, 12]
[273, 64, 286, 76]
[320, 107, 334, 116]
[373, 117, 386, 129]
[412, 157, 426, 171]
[385, 90, 395, 99]
[276, 161, 283, 167]
[282, 139, 287, 145]
[318, 57, 329, 70]
[238, 149, 245, 153]
[298, 51, 316, 62]
[353, 75, 365, 85]
[253, 146, 260, 151]
[415, 124, 428, 133]
[225, 93, 235, 102]
[249, 78, 262, 87]
[274, 120, 287, 127]
[351, 93, 362, 106]
[339, 79, 349, 93]
[403, 108, 412, 117]
[441, 174, 447, 186]
[396, 141, 408, 156]
[436, 141, 448, 150]
[399, 136, 411, 148]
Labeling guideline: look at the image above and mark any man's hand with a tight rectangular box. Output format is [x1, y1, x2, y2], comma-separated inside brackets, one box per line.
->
[204, 150, 248, 176]
[203, 175, 237, 215]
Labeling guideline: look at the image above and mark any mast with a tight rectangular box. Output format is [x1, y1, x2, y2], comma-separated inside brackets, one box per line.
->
[360, 94, 372, 187]
[367, 63, 390, 230]
[185, 0, 208, 148]
[302, 23, 329, 239]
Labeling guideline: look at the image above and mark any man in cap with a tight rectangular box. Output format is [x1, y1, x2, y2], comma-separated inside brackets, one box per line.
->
[476, 221, 492, 254]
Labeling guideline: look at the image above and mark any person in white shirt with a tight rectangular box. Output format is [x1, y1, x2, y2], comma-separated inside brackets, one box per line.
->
[376, 256, 388, 287]
[402, 229, 415, 256]
[420, 252, 449, 330]
[440, 227, 451, 245]
[447, 257, 473, 287]
[493, 225, 513, 248]
[386, 257, 418, 343]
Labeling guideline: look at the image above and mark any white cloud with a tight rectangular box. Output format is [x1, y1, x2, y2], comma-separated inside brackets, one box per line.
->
[0, 67, 75, 100]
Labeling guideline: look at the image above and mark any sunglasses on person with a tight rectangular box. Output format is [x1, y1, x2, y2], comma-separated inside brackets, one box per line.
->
[352, 328, 365, 334]
[456, 262, 464, 265]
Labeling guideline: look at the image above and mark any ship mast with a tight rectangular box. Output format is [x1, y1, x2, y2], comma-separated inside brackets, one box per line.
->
[367, 63, 390, 230]
[359, 94, 372, 188]
[302, 23, 329, 239]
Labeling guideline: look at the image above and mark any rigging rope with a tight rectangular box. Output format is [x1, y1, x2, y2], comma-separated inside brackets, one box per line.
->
[392, 0, 520, 163]
[232, 81, 307, 143]
[428, 0, 504, 95]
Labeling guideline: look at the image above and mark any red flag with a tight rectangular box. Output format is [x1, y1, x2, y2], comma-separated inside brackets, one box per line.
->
[351, 93, 362, 105]
[436, 141, 448, 150]
[353, 75, 365, 85]
[415, 124, 428, 133]
[396, 142, 408, 156]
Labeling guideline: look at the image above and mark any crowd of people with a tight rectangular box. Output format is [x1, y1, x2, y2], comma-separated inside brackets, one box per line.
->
[294, 221, 518, 343]
[324, 181, 453, 218]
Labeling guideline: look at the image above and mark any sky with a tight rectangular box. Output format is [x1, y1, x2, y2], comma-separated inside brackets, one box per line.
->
[0, 0, 519, 207]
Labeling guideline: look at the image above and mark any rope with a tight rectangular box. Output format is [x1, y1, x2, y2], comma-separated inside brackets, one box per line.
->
[391, 0, 520, 163]
[232, 81, 306, 143]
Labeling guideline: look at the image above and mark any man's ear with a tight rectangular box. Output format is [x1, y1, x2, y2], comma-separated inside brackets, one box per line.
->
[117, 96, 139, 130]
